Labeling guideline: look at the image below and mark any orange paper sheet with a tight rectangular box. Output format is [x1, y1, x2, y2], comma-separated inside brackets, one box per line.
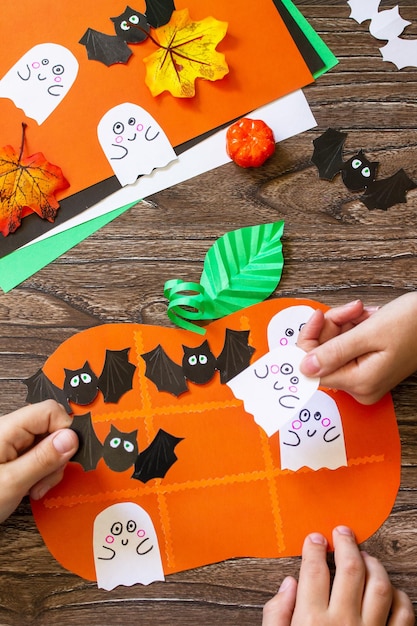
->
[31, 298, 401, 582]
[0, 0, 313, 202]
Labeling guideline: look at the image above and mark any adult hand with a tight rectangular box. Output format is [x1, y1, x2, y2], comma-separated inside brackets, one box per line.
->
[0, 400, 78, 522]
[263, 526, 414, 625]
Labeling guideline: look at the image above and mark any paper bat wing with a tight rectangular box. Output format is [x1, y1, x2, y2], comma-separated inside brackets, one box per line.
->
[23, 369, 71, 413]
[145, 0, 176, 28]
[79, 28, 133, 66]
[69, 413, 103, 471]
[380, 38, 417, 71]
[132, 429, 183, 483]
[216, 329, 256, 384]
[98, 348, 136, 403]
[141, 344, 188, 396]
[347, 0, 381, 24]
[361, 169, 417, 210]
[311, 128, 347, 180]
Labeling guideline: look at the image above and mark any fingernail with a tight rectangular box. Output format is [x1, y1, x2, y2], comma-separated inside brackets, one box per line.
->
[334, 525, 355, 538]
[278, 576, 293, 593]
[301, 353, 320, 376]
[308, 532, 327, 546]
[364, 305, 380, 313]
[52, 429, 77, 454]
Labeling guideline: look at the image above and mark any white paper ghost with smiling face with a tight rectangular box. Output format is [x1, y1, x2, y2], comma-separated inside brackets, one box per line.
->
[267, 304, 315, 349]
[0, 43, 79, 124]
[227, 345, 319, 436]
[279, 390, 348, 471]
[93, 502, 165, 590]
[97, 102, 177, 186]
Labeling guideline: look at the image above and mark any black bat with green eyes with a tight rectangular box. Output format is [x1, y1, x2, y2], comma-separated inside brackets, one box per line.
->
[312, 128, 416, 210]
[23, 348, 136, 413]
[79, 2, 175, 66]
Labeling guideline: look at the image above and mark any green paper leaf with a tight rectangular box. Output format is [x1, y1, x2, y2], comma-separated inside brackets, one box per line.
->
[164, 221, 284, 332]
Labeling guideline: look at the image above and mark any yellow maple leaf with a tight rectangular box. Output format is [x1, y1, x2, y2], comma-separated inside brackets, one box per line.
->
[143, 9, 229, 98]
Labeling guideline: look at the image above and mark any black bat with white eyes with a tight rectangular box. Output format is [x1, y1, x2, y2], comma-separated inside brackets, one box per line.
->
[79, 2, 176, 66]
[311, 128, 416, 210]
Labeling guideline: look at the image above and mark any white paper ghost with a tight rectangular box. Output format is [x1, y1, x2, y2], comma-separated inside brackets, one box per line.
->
[279, 390, 347, 471]
[93, 502, 165, 590]
[227, 345, 319, 437]
[267, 305, 315, 349]
[97, 102, 177, 186]
[0, 43, 79, 124]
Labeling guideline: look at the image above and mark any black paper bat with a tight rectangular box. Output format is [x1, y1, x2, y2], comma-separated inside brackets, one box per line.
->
[141, 328, 255, 397]
[79, 29, 133, 66]
[311, 128, 416, 210]
[79, 2, 176, 66]
[132, 429, 183, 482]
[23, 348, 136, 412]
[70, 414, 182, 482]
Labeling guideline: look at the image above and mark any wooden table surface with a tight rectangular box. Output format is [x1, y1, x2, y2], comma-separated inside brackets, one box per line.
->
[1, 1, 417, 623]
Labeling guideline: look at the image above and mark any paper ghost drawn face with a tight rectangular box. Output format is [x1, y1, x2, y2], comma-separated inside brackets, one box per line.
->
[227, 345, 319, 436]
[0, 43, 78, 124]
[97, 102, 177, 186]
[279, 390, 347, 471]
[267, 305, 315, 349]
[94, 502, 165, 590]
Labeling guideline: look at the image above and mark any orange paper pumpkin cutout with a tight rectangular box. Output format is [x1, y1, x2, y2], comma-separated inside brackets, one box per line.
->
[31, 299, 401, 583]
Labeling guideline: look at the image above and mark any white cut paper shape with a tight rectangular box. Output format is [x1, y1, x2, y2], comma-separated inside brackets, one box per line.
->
[348, 1, 417, 70]
[279, 390, 347, 471]
[93, 502, 165, 590]
[347, 0, 381, 24]
[0, 43, 78, 124]
[227, 345, 319, 437]
[380, 38, 417, 70]
[369, 6, 411, 40]
[97, 102, 177, 186]
[267, 305, 315, 350]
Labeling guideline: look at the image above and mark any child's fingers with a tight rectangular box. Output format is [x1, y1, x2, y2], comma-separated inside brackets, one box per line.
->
[262, 577, 298, 626]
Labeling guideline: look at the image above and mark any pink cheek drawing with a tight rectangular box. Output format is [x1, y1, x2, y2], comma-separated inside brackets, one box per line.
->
[270, 364, 280, 374]
[136, 123, 144, 132]
[105, 535, 115, 544]
[115, 135, 124, 144]
[288, 384, 298, 393]
[54, 76, 62, 83]
[291, 419, 302, 430]
[137, 529, 146, 538]
[280, 337, 288, 346]
[321, 418, 331, 428]
[32, 61, 40, 69]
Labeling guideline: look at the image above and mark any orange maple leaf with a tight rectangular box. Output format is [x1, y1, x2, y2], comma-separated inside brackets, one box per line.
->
[0, 124, 69, 237]
[143, 9, 229, 98]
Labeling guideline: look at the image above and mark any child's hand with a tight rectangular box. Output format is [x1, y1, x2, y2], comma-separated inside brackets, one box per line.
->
[0, 400, 78, 522]
[262, 526, 414, 626]
[298, 292, 417, 404]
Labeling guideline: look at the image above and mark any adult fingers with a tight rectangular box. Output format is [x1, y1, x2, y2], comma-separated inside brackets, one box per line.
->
[262, 577, 298, 626]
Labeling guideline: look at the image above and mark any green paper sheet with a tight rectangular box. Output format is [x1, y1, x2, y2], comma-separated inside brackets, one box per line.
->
[0, 203, 136, 292]
[281, 0, 338, 78]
